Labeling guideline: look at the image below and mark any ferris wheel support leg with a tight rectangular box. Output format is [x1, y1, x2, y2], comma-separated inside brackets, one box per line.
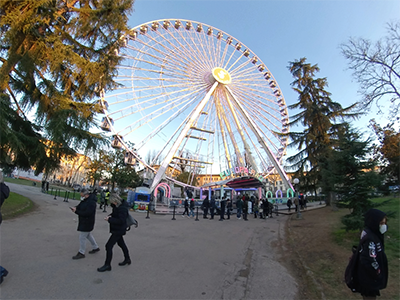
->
[149, 81, 220, 193]
[225, 86, 294, 191]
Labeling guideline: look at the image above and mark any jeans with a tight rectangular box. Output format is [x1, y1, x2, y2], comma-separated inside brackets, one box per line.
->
[79, 231, 99, 254]
[189, 208, 195, 217]
[237, 208, 242, 218]
[105, 234, 130, 266]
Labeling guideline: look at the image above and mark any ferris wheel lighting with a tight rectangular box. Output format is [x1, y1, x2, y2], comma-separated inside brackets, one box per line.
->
[163, 20, 171, 29]
[140, 25, 148, 34]
[129, 30, 138, 40]
[151, 22, 159, 30]
[174, 20, 181, 29]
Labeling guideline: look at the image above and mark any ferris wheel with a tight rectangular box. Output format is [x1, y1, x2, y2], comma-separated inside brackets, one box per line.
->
[99, 19, 291, 192]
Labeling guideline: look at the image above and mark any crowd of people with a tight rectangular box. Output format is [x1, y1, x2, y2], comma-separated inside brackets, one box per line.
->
[194, 194, 274, 221]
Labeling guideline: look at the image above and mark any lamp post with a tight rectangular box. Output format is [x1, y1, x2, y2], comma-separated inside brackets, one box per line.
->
[293, 178, 302, 219]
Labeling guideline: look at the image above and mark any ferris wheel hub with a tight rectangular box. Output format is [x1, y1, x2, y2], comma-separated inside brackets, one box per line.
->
[212, 67, 231, 84]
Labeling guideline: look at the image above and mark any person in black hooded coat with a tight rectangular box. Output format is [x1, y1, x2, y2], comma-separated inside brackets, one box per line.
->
[0, 173, 10, 284]
[97, 193, 131, 272]
[356, 208, 388, 300]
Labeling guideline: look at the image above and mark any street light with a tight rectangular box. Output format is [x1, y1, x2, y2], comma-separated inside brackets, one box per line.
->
[293, 178, 302, 219]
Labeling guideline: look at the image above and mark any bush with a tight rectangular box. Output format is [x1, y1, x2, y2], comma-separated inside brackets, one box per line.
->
[341, 213, 364, 231]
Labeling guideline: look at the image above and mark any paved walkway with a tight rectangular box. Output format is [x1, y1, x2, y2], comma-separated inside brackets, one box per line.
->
[1, 183, 301, 299]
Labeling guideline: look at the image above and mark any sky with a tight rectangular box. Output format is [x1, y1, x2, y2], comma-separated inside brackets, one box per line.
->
[126, 0, 399, 134]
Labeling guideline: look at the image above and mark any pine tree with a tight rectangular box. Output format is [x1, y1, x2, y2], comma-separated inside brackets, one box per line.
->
[0, 0, 134, 175]
[325, 125, 380, 231]
[286, 58, 357, 202]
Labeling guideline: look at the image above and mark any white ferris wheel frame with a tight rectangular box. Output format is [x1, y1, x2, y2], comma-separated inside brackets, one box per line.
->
[98, 19, 294, 192]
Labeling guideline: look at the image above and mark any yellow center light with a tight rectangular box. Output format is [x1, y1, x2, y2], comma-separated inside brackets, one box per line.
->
[212, 67, 231, 85]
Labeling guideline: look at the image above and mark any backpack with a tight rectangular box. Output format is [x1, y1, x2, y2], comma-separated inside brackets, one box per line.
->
[344, 236, 367, 292]
[126, 212, 138, 231]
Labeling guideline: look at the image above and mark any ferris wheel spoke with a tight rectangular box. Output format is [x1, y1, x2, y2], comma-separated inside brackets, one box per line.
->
[155, 27, 211, 71]
[126, 38, 197, 73]
[115, 87, 209, 136]
[107, 88, 189, 119]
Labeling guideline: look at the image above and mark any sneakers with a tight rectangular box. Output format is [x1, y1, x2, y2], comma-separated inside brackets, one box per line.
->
[89, 248, 100, 254]
[72, 252, 85, 259]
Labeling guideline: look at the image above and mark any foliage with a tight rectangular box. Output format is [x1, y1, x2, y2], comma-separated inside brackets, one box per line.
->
[86, 145, 142, 191]
[340, 21, 400, 119]
[369, 119, 400, 187]
[323, 125, 381, 231]
[285, 58, 357, 201]
[0, 0, 134, 174]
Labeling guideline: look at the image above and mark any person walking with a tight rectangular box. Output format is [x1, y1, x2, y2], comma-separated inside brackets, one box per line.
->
[226, 198, 232, 220]
[219, 197, 226, 221]
[243, 196, 249, 221]
[103, 189, 110, 212]
[209, 196, 216, 220]
[97, 193, 131, 272]
[202, 196, 210, 219]
[0, 173, 10, 284]
[287, 198, 293, 212]
[262, 198, 269, 219]
[70, 188, 100, 259]
[99, 189, 106, 210]
[189, 198, 195, 218]
[236, 196, 243, 219]
[355, 208, 389, 300]
[182, 197, 190, 218]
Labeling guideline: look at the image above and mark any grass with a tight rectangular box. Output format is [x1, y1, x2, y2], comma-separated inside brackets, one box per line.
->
[2, 192, 35, 220]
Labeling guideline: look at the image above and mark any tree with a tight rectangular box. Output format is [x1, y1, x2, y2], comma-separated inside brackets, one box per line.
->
[340, 21, 400, 119]
[369, 119, 400, 187]
[97, 145, 142, 191]
[285, 58, 357, 202]
[324, 125, 381, 231]
[0, 0, 134, 174]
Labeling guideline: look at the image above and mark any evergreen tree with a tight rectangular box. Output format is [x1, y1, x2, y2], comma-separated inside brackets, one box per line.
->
[0, 0, 134, 174]
[324, 125, 381, 231]
[286, 58, 357, 203]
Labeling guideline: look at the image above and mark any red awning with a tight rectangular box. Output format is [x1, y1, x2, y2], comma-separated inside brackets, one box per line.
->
[225, 176, 264, 189]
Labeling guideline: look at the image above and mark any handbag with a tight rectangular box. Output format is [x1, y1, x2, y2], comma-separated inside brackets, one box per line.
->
[126, 212, 138, 231]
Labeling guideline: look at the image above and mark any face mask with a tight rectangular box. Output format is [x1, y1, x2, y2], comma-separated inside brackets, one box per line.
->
[80, 196, 85, 200]
[111, 203, 116, 208]
[379, 224, 387, 234]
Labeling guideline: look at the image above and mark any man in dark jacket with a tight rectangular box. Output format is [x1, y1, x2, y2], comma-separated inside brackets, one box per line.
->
[202, 196, 210, 219]
[70, 188, 99, 259]
[0, 172, 10, 284]
[97, 193, 131, 272]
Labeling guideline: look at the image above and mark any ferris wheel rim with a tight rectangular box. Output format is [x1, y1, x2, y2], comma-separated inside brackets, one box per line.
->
[100, 18, 290, 191]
